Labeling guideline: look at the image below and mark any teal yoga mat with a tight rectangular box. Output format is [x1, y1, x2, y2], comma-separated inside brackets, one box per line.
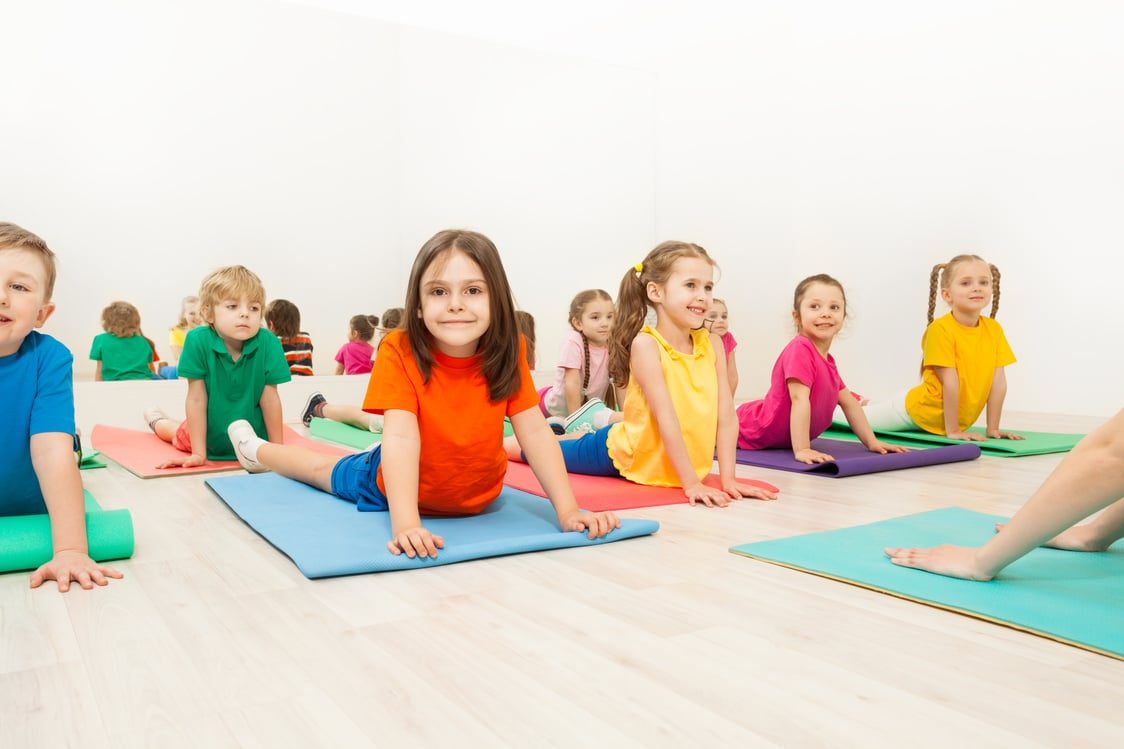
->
[207, 472, 659, 578]
[824, 424, 1084, 456]
[0, 491, 135, 573]
[309, 418, 379, 450]
[730, 507, 1124, 660]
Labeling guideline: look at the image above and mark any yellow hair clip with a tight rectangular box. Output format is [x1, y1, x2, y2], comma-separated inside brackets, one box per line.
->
[633, 262, 644, 273]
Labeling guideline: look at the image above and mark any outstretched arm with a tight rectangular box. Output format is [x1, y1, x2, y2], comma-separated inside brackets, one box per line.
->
[510, 406, 619, 538]
[157, 379, 208, 467]
[788, 380, 834, 464]
[714, 335, 774, 501]
[380, 409, 443, 558]
[886, 408, 1124, 580]
[985, 367, 1022, 440]
[30, 432, 123, 591]
[259, 384, 284, 443]
[933, 366, 984, 441]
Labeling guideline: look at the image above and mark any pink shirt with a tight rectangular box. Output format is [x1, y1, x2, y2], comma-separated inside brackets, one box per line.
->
[335, 340, 374, 375]
[542, 330, 612, 418]
[736, 335, 845, 449]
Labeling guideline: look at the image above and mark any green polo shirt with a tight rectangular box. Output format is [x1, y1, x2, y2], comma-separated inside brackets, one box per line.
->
[89, 333, 153, 381]
[176, 325, 291, 459]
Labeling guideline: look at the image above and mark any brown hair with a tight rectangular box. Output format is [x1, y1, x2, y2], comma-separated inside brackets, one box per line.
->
[403, 230, 522, 401]
[198, 265, 266, 323]
[791, 274, 847, 331]
[381, 307, 404, 330]
[514, 310, 536, 368]
[927, 254, 1001, 323]
[264, 299, 302, 339]
[0, 222, 57, 301]
[609, 241, 714, 388]
[349, 314, 378, 342]
[101, 301, 143, 338]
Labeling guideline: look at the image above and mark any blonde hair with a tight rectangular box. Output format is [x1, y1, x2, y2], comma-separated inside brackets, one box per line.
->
[609, 241, 714, 388]
[198, 265, 266, 323]
[101, 301, 143, 338]
[928, 254, 1001, 323]
[175, 295, 200, 329]
[0, 222, 57, 300]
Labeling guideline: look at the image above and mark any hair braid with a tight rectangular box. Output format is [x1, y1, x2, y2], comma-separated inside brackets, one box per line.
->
[927, 263, 944, 324]
[581, 332, 591, 396]
[989, 263, 1001, 318]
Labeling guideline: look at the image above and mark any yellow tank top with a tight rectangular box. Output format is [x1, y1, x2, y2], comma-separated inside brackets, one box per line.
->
[606, 326, 718, 486]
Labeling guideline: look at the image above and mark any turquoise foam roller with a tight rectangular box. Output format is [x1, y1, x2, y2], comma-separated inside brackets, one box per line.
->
[0, 509, 134, 573]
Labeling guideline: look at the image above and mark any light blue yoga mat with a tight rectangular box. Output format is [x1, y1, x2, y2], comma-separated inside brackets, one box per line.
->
[730, 507, 1124, 660]
[206, 473, 660, 578]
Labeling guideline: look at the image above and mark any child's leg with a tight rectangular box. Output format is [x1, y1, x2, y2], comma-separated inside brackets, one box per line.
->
[850, 391, 915, 432]
[1001, 496, 1124, 552]
[144, 407, 180, 443]
[556, 425, 620, 476]
[230, 421, 338, 491]
[322, 403, 380, 432]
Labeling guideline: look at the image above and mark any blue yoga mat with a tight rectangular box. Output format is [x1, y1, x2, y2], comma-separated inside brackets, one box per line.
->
[206, 473, 660, 578]
[730, 507, 1124, 660]
[734, 438, 980, 477]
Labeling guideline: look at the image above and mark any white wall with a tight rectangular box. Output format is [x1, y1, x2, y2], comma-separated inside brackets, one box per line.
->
[654, 2, 1124, 418]
[1, 0, 657, 380]
[5, 0, 1120, 420]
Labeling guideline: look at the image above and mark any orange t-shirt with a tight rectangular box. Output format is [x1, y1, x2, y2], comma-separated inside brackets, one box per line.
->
[362, 330, 539, 515]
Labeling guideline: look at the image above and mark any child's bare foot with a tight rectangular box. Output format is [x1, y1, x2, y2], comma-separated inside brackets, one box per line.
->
[994, 521, 1113, 552]
[883, 544, 995, 581]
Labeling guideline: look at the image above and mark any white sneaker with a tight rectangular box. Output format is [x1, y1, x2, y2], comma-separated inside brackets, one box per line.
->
[564, 398, 608, 434]
[144, 406, 170, 432]
[227, 420, 269, 474]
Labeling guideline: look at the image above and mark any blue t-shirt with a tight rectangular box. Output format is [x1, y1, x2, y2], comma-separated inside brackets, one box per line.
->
[176, 325, 291, 459]
[0, 332, 76, 516]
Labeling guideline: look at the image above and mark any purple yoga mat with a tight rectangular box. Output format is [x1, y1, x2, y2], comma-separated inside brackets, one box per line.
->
[734, 438, 981, 477]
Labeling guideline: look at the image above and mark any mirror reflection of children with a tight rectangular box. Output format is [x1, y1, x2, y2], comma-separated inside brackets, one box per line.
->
[144, 266, 291, 469]
[864, 255, 1022, 442]
[264, 298, 314, 377]
[507, 242, 777, 507]
[168, 295, 202, 363]
[228, 230, 619, 559]
[0, 222, 123, 590]
[90, 301, 161, 381]
[886, 408, 1124, 580]
[704, 298, 738, 397]
[539, 290, 622, 432]
[737, 275, 906, 464]
[335, 314, 378, 375]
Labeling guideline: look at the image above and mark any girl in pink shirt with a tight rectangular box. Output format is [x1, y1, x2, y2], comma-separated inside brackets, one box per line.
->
[736, 274, 906, 464]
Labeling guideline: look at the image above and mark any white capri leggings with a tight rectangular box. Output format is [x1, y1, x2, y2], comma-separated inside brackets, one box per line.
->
[833, 390, 917, 432]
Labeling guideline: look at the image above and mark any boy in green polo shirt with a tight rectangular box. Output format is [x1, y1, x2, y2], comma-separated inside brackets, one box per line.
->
[144, 265, 290, 467]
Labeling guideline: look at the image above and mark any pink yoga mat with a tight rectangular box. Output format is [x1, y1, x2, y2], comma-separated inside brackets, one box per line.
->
[503, 461, 780, 511]
[91, 424, 349, 478]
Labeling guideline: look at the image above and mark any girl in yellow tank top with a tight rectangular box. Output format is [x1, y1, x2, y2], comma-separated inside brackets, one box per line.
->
[506, 241, 777, 507]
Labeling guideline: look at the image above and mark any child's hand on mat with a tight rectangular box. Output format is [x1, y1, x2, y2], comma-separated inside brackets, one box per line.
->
[156, 453, 207, 469]
[793, 447, 834, 464]
[883, 544, 995, 581]
[683, 482, 733, 508]
[558, 509, 620, 540]
[946, 431, 986, 442]
[388, 526, 445, 559]
[865, 441, 911, 455]
[723, 480, 778, 502]
[987, 429, 1024, 441]
[30, 550, 124, 592]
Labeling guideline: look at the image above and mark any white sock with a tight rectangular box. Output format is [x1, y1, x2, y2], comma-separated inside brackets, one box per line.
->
[592, 409, 614, 430]
[239, 435, 266, 461]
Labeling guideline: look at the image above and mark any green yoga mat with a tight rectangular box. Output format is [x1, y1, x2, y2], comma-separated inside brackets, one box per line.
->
[730, 507, 1124, 660]
[308, 418, 380, 450]
[0, 491, 135, 573]
[824, 424, 1084, 456]
[80, 449, 107, 470]
[310, 417, 516, 449]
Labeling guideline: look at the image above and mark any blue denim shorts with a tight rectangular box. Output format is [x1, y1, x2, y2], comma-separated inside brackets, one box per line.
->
[330, 445, 390, 511]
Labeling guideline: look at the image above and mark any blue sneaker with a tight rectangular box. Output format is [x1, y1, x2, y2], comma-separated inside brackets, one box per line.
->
[564, 398, 608, 434]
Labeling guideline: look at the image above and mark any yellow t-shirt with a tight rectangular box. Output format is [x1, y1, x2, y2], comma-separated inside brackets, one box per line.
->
[169, 327, 186, 349]
[905, 313, 1016, 435]
[606, 326, 718, 487]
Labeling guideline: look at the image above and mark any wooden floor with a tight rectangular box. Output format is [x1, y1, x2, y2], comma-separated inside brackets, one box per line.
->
[3, 379, 1122, 747]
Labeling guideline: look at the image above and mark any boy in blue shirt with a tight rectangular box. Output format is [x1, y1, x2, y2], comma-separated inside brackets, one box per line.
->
[0, 222, 123, 591]
[144, 265, 290, 467]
